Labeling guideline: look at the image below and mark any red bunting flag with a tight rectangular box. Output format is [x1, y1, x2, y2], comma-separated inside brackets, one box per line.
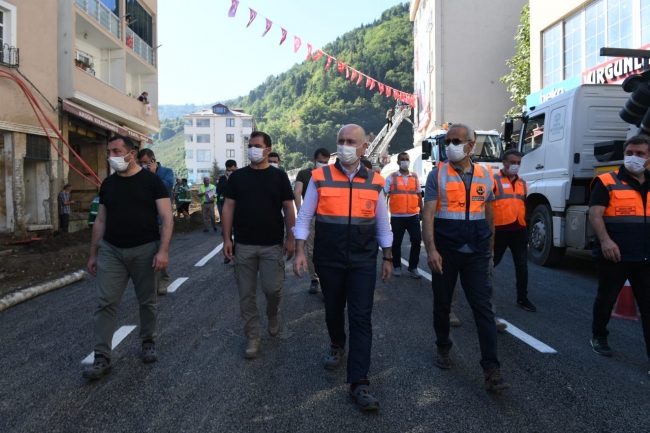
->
[228, 0, 240, 17]
[293, 36, 301, 53]
[345, 68, 350, 79]
[394, 91, 399, 100]
[337, 60, 343, 72]
[324, 55, 333, 70]
[246, 8, 257, 27]
[369, 80, 376, 91]
[366, 76, 372, 88]
[306, 44, 313, 60]
[262, 18, 273, 36]
[386, 87, 392, 97]
[312, 49, 324, 61]
[378, 83, 385, 95]
[356, 73, 363, 85]
[280, 28, 288, 45]
[350, 69, 357, 82]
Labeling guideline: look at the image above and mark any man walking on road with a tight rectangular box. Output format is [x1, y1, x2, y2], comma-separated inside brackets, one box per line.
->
[217, 159, 237, 224]
[293, 147, 331, 294]
[293, 124, 392, 412]
[385, 152, 423, 278]
[83, 135, 172, 380]
[589, 135, 650, 361]
[198, 177, 218, 233]
[421, 123, 510, 392]
[222, 131, 296, 360]
[492, 149, 536, 312]
[386, 107, 393, 129]
[58, 184, 75, 233]
[176, 178, 191, 219]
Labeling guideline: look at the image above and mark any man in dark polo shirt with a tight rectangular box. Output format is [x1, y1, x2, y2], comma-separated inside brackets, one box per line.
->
[83, 134, 173, 380]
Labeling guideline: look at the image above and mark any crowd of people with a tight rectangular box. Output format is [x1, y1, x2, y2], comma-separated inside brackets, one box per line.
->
[78, 125, 650, 413]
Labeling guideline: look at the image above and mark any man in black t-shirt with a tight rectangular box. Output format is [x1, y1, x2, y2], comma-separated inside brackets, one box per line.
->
[83, 135, 173, 380]
[222, 131, 296, 359]
[293, 147, 330, 294]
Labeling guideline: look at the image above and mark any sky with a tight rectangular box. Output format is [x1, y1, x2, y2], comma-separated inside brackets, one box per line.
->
[157, 0, 406, 105]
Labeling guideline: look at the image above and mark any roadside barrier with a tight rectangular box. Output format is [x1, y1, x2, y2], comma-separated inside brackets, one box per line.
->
[611, 280, 640, 321]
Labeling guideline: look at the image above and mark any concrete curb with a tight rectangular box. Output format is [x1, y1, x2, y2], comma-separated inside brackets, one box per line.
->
[0, 270, 87, 313]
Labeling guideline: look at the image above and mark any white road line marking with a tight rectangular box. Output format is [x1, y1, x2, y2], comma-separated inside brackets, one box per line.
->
[195, 243, 224, 267]
[167, 277, 188, 293]
[81, 325, 137, 364]
[498, 319, 558, 354]
[400, 259, 433, 281]
[400, 260, 557, 354]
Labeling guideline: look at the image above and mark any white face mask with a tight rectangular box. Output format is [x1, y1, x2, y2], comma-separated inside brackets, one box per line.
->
[507, 164, 520, 175]
[269, 162, 279, 168]
[624, 155, 648, 174]
[248, 147, 266, 164]
[445, 144, 467, 162]
[337, 144, 362, 165]
[400, 161, 410, 171]
[315, 162, 327, 169]
[108, 153, 132, 172]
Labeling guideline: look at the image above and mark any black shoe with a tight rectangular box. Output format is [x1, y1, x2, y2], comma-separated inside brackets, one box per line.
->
[82, 355, 111, 380]
[308, 280, 320, 294]
[224, 257, 232, 265]
[517, 298, 537, 312]
[591, 336, 612, 357]
[203, 228, 209, 233]
[435, 346, 452, 370]
[484, 368, 511, 392]
[142, 341, 158, 363]
[213, 226, 218, 232]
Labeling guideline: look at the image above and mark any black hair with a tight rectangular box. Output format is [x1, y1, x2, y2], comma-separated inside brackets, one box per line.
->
[250, 131, 272, 147]
[397, 152, 409, 160]
[225, 159, 237, 168]
[314, 147, 331, 159]
[502, 149, 523, 161]
[268, 152, 280, 161]
[181, 178, 187, 183]
[624, 135, 650, 151]
[108, 134, 135, 151]
[361, 159, 373, 170]
[137, 148, 155, 160]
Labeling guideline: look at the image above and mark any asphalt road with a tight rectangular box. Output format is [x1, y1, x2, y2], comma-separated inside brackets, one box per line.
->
[1, 228, 649, 433]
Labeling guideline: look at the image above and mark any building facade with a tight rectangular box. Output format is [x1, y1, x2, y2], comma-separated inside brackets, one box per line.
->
[184, 104, 254, 183]
[529, 0, 649, 108]
[410, 0, 528, 146]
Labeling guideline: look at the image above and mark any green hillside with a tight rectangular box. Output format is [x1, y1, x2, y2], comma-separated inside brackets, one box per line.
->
[152, 2, 414, 172]
[149, 132, 187, 178]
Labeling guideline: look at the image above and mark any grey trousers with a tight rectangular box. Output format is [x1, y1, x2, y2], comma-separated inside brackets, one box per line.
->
[93, 239, 159, 357]
[233, 244, 285, 339]
[305, 217, 319, 282]
[202, 203, 216, 229]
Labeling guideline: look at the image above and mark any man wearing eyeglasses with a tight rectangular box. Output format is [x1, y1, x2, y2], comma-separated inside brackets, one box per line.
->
[421, 123, 510, 392]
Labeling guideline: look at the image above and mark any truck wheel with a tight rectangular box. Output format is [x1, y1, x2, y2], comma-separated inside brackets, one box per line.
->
[528, 204, 566, 267]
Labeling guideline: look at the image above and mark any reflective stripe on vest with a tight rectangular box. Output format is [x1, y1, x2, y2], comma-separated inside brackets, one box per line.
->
[435, 162, 492, 221]
[389, 172, 420, 214]
[492, 171, 527, 226]
[597, 171, 650, 223]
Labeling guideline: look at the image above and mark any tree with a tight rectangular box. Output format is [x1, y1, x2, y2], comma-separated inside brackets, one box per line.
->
[501, 4, 530, 119]
[210, 159, 221, 180]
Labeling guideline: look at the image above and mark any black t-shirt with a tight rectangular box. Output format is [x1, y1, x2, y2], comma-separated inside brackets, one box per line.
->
[224, 166, 294, 246]
[100, 169, 169, 248]
[295, 168, 314, 199]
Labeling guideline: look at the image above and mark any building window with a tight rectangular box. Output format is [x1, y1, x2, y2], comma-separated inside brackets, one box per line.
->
[185, 150, 193, 159]
[0, 1, 17, 67]
[101, 0, 119, 16]
[185, 119, 193, 127]
[196, 119, 210, 127]
[607, 0, 634, 48]
[186, 169, 194, 182]
[196, 134, 210, 143]
[226, 149, 235, 157]
[564, 13, 583, 79]
[197, 150, 211, 162]
[126, 0, 153, 47]
[242, 118, 252, 127]
[522, 114, 545, 156]
[543, 23, 562, 87]
[226, 134, 234, 142]
[226, 118, 235, 127]
[643, 0, 650, 44]
[185, 134, 193, 143]
[214, 106, 227, 114]
[586, 0, 606, 68]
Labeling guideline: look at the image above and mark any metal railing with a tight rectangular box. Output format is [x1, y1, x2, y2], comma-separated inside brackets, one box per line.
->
[126, 28, 155, 66]
[75, 0, 121, 39]
[367, 105, 412, 164]
[0, 44, 19, 67]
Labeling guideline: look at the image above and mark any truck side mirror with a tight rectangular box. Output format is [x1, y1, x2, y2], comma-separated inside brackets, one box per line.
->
[504, 118, 513, 147]
[422, 140, 431, 160]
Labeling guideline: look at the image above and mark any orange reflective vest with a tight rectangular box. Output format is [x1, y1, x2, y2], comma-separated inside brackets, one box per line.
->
[434, 161, 494, 252]
[491, 171, 527, 227]
[591, 170, 650, 261]
[388, 172, 420, 214]
[312, 162, 385, 268]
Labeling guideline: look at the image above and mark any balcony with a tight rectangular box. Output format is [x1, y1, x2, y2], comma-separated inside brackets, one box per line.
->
[126, 28, 154, 66]
[0, 44, 19, 67]
[74, 0, 121, 40]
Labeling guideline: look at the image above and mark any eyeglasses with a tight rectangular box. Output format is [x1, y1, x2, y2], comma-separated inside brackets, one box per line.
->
[444, 138, 470, 146]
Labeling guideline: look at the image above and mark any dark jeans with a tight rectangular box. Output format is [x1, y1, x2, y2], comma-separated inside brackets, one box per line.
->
[316, 264, 376, 384]
[217, 201, 224, 222]
[391, 215, 421, 270]
[60, 214, 70, 232]
[493, 228, 529, 299]
[387, 119, 393, 129]
[592, 259, 650, 359]
[431, 249, 500, 371]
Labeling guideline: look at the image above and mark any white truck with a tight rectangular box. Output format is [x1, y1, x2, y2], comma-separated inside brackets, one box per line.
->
[505, 84, 632, 266]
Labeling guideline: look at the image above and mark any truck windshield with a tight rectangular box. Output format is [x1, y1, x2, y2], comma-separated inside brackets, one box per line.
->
[438, 134, 503, 163]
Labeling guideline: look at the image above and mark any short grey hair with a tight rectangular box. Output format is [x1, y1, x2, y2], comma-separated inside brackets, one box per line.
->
[448, 123, 476, 142]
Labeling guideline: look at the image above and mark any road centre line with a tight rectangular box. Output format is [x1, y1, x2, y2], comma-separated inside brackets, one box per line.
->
[401, 260, 558, 354]
[167, 277, 188, 293]
[194, 243, 224, 267]
[81, 325, 136, 364]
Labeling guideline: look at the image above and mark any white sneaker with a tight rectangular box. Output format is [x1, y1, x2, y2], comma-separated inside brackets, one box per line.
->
[244, 338, 261, 359]
[393, 267, 402, 277]
[408, 268, 422, 279]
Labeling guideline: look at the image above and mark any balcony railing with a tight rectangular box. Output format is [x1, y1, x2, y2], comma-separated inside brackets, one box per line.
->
[75, 0, 121, 40]
[126, 28, 155, 66]
[0, 44, 19, 67]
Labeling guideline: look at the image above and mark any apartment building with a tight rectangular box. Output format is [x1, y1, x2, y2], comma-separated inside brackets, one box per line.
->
[410, 0, 527, 145]
[184, 104, 254, 183]
[528, 0, 650, 108]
